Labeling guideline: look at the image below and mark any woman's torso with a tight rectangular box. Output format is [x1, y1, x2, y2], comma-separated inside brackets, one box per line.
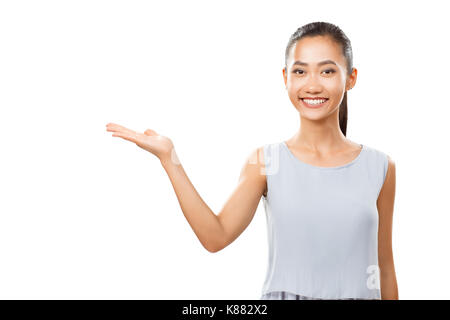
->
[259, 139, 388, 299]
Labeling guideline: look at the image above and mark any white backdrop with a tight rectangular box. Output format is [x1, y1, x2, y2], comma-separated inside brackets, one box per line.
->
[0, 0, 448, 299]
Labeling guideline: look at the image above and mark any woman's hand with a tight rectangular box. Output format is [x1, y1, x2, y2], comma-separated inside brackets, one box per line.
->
[106, 122, 175, 162]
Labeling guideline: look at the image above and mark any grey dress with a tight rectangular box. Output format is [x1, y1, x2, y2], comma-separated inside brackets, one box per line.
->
[259, 141, 388, 300]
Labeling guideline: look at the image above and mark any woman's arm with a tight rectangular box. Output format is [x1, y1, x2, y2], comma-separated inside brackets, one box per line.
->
[377, 156, 399, 300]
[160, 146, 266, 253]
[106, 123, 267, 253]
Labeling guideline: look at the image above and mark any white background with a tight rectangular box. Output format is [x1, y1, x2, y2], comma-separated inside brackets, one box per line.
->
[0, 0, 448, 299]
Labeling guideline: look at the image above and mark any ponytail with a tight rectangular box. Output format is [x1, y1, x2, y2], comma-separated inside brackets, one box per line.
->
[339, 91, 348, 136]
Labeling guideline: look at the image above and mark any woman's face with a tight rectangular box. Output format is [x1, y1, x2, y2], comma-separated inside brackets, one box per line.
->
[283, 35, 356, 120]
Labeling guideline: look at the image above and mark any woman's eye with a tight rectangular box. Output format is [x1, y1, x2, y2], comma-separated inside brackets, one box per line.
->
[293, 69, 336, 75]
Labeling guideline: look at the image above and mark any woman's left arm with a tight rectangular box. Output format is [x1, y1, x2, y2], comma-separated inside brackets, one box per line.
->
[377, 155, 399, 300]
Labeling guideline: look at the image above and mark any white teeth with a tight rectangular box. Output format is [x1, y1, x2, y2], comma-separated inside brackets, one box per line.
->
[303, 98, 327, 105]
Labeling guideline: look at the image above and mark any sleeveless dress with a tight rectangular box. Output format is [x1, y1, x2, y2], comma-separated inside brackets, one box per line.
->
[259, 141, 389, 300]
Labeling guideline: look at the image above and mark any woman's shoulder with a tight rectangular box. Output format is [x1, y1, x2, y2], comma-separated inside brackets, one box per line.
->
[239, 145, 268, 197]
[361, 144, 395, 186]
[362, 144, 393, 163]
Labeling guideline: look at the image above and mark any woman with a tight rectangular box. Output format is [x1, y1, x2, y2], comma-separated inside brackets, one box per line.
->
[106, 21, 398, 300]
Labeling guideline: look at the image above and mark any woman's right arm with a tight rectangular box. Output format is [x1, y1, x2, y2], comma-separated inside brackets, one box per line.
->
[106, 122, 267, 253]
[159, 146, 267, 253]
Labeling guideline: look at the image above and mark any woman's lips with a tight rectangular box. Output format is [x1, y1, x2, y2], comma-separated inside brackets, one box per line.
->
[300, 98, 329, 108]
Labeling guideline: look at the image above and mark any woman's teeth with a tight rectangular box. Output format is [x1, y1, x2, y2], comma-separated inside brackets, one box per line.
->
[302, 98, 327, 105]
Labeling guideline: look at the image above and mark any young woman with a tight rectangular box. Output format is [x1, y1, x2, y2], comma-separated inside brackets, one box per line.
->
[106, 21, 398, 300]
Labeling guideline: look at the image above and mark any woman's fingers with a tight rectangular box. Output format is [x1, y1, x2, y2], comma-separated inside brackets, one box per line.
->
[107, 123, 158, 150]
[106, 123, 136, 136]
[111, 131, 140, 144]
[107, 124, 132, 134]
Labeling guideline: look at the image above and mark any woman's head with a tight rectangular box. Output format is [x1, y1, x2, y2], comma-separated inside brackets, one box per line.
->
[283, 22, 356, 136]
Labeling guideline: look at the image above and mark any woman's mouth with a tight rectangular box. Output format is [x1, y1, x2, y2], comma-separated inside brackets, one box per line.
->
[300, 98, 329, 108]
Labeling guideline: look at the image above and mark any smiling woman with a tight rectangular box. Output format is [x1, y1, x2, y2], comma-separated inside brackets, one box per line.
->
[106, 20, 398, 301]
[257, 21, 398, 300]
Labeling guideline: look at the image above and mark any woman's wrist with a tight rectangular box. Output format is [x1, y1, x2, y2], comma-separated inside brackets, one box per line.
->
[159, 147, 181, 168]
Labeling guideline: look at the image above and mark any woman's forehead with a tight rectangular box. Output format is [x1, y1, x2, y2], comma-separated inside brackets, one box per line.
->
[288, 37, 345, 68]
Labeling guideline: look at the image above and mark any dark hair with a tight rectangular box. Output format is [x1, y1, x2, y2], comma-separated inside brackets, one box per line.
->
[284, 22, 353, 136]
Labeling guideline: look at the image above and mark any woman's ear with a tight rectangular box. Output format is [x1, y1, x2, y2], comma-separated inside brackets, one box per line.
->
[346, 67, 357, 91]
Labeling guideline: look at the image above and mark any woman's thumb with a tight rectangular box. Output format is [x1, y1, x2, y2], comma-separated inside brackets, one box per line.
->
[144, 129, 157, 136]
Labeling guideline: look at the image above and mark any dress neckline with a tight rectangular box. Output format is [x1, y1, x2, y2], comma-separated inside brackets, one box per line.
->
[281, 141, 365, 170]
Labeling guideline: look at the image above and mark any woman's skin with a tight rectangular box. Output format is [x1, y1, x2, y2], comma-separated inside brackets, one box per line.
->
[105, 35, 398, 300]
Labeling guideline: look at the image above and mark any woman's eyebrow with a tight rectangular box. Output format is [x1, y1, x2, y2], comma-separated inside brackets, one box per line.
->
[292, 59, 337, 67]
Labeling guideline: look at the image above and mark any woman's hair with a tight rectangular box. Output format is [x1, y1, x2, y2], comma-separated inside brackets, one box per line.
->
[284, 22, 353, 136]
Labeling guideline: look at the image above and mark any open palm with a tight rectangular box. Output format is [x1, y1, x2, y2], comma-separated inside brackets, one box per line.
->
[106, 122, 174, 161]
